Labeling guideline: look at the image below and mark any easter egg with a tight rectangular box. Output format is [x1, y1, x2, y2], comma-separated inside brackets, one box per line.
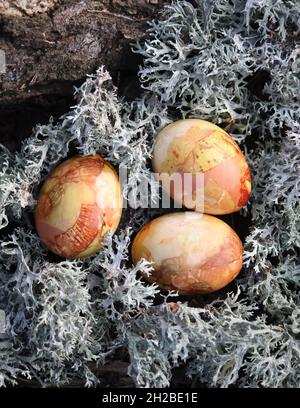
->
[152, 119, 251, 214]
[35, 155, 122, 258]
[131, 212, 243, 295]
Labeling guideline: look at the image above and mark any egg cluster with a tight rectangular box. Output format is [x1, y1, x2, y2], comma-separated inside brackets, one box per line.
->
[35, 119, 251, 295]
[132, 119, 251, 294]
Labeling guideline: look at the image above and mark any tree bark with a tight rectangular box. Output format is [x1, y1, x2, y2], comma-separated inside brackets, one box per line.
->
[0, 0, 169, 150]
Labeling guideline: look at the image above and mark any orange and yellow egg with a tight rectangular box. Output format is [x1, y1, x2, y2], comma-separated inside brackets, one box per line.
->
[152, 119, 251, 215]
[132, 212, 243, 295]
[35, 154, 122, 258]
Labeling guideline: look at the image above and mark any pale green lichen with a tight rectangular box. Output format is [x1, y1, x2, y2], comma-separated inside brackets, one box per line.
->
[0, 0, 299, 388]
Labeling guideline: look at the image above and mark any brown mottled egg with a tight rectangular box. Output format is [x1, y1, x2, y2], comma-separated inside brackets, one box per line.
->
[152, 119, 251, 215]
[131, 212, 243, 295]
[35, 155, 122, 258]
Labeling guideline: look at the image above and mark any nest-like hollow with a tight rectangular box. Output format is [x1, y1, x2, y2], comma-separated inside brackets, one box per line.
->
[0, 0, 299, 388]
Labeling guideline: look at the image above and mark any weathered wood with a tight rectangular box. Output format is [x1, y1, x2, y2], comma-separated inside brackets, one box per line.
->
[0, 0, 169, 149]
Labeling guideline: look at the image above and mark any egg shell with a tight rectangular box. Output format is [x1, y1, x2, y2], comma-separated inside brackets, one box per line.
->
[35, 154, 122, 258]
[152, 119, 251, 215]
[131, 212, 243, 295]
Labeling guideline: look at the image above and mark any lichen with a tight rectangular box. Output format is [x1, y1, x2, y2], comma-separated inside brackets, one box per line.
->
[0, 0, 299, 388]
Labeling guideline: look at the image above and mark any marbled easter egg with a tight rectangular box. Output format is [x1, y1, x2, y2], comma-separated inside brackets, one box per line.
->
[35, 155, 122, 258]
[152, 119, 251, 214]
[132, 212, 243, 295]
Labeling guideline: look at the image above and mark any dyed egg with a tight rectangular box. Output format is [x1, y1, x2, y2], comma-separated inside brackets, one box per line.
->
[35, 155, 122, 258]
[152, 119, 251, 214]
[132, 212, 243, 295]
